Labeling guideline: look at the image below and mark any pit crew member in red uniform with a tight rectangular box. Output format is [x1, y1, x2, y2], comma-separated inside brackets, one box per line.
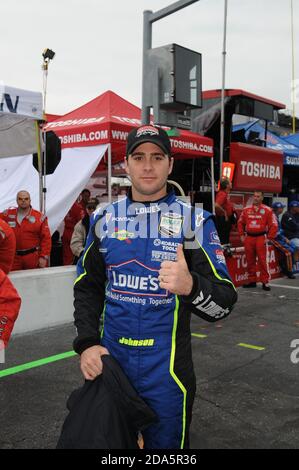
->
[0, 191, 51, 270]
[237, 191, 278, 291]
[0, 268, 21, 348]
[0, 219, 16, 274]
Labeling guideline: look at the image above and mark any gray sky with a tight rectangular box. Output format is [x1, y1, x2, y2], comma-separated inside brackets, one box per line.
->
[1, 0, 298, 116]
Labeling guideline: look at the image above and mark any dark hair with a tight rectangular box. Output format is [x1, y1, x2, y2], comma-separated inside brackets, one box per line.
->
[219, 178, 231, 190]
[81, 188, 91, 195]
[254, 191, 264, 196]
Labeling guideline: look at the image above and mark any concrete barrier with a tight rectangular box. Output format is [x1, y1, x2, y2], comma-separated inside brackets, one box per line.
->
[9, 266, 77, 336]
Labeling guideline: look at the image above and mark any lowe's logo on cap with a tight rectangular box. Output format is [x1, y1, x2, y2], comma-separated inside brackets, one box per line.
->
[136, 126, 159, 137]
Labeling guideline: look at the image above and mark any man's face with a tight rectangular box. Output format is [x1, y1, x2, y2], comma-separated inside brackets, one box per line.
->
[276, 207, 284, 216]
[17, 191, 31, 210]
[125, 142, 173, 200]
[253, 192, 263, 205]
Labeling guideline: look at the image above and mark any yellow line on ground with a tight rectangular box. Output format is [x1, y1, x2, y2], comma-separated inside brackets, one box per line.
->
[191, 333, 208, 339]
[238, 343, 265, 351]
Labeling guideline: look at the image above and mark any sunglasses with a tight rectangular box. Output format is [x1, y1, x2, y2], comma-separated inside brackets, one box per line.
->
[86, 205, 96, 210]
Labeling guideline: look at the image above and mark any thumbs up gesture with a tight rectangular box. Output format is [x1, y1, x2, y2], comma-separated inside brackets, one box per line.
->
[158, 244, 193, 296]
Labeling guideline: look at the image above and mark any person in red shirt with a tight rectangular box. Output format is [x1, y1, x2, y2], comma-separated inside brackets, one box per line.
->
[0, 269, 21, 348]
[79, 188, 91, 213]
[237, 191, 278, 291]
[0, 191, 52, 270]
[0, 219, 16, 274]
[215, 178, 235, 245]
[62, 189, 90, 265]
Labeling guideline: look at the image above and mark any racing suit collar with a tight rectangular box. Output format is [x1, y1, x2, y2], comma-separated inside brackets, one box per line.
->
[127, 185, 175, 205]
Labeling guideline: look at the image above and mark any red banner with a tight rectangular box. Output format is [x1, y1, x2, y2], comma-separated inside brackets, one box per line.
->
[229, 142, 283, 193]
[226, 246, 281, 287]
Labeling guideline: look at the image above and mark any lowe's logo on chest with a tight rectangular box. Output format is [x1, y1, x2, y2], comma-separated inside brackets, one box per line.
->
[111, 272, 159, 292]
[108, 260, 161, 296]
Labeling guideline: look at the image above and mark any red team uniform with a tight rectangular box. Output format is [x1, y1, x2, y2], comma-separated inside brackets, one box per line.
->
[0, 269, 21, 347]
[0, 219, 16, 274]
[238, 204, 278, 284]
[0, 208, 52, 270]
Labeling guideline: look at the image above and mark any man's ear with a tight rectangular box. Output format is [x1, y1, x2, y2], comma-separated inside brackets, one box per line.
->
[124, 156, 130, 176]
[168, 157, 174, 175]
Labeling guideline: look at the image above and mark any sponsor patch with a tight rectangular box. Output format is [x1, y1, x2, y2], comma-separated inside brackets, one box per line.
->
[159, 213, 184, 237]
[151, 250, 177, 262]
[210, 231, 221, 245]
[135, 205, 160, 215]
[215, 249, 226, 264]
[195, 212, 204, 228]
[8, 221, 16, 228]
[108, 260, 166, 297]
[28, 216, 36, 224]
[153, 239, 180, 252]
[111, 230, 135, 241]
[136, 126, 159, 137]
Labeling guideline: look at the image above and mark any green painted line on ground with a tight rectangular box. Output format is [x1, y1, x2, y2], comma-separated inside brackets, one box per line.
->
[237, 343, 265, 351]
[0, 351, 76, 379]
[192, 333, 208, 339]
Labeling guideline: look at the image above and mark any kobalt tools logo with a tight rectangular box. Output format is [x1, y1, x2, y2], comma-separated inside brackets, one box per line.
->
[153, 239, 179, 252]
[240, 161, 281, 179]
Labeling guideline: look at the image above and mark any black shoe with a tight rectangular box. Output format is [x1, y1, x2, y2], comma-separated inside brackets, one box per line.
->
[243, 282, 257, 288]
[287, 273, 296, 279]
[262, 284, 271, 291]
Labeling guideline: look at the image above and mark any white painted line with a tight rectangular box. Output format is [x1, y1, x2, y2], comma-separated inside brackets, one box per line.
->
[269, 284, 299, 290]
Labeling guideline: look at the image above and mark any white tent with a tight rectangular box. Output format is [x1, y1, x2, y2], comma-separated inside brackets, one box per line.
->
[0, 84, 107, 233]
[0, 145, 107, 233]
[0, 85, 43, 158]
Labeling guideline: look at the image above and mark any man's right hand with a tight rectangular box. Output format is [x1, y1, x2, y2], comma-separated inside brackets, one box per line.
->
[240, 235, 245, 244]
[80, 345, 109, 381]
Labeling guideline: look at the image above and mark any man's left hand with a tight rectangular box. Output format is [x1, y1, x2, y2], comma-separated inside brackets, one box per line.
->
[158, 244, 193, 296]
[38, 257, 47, 268]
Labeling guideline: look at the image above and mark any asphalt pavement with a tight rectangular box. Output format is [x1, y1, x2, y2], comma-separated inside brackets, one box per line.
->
[1, 275, 299, 449]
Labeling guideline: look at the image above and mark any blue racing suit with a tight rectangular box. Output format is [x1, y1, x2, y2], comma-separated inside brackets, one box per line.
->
[73, 189, 237, 449]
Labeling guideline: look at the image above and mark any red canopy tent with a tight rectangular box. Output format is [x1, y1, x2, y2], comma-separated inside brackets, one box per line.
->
[46, 90, 213, 159]
[46, 91, 214, 202]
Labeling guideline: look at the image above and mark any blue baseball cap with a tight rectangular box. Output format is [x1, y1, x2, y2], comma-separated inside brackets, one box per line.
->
[289, 200, 299, 208]
[272, 202, 285, 209]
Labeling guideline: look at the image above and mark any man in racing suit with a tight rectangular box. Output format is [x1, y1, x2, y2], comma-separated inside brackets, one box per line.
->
[73, 125, 237, 449]
[238, 191, 278, 290]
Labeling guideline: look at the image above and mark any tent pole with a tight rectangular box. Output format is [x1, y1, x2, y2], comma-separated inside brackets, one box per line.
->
[211, 156, 215, 214]
[219, 0, 228, 180]
[108, 144, 112, 203]
[35, 121, 43, 212]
